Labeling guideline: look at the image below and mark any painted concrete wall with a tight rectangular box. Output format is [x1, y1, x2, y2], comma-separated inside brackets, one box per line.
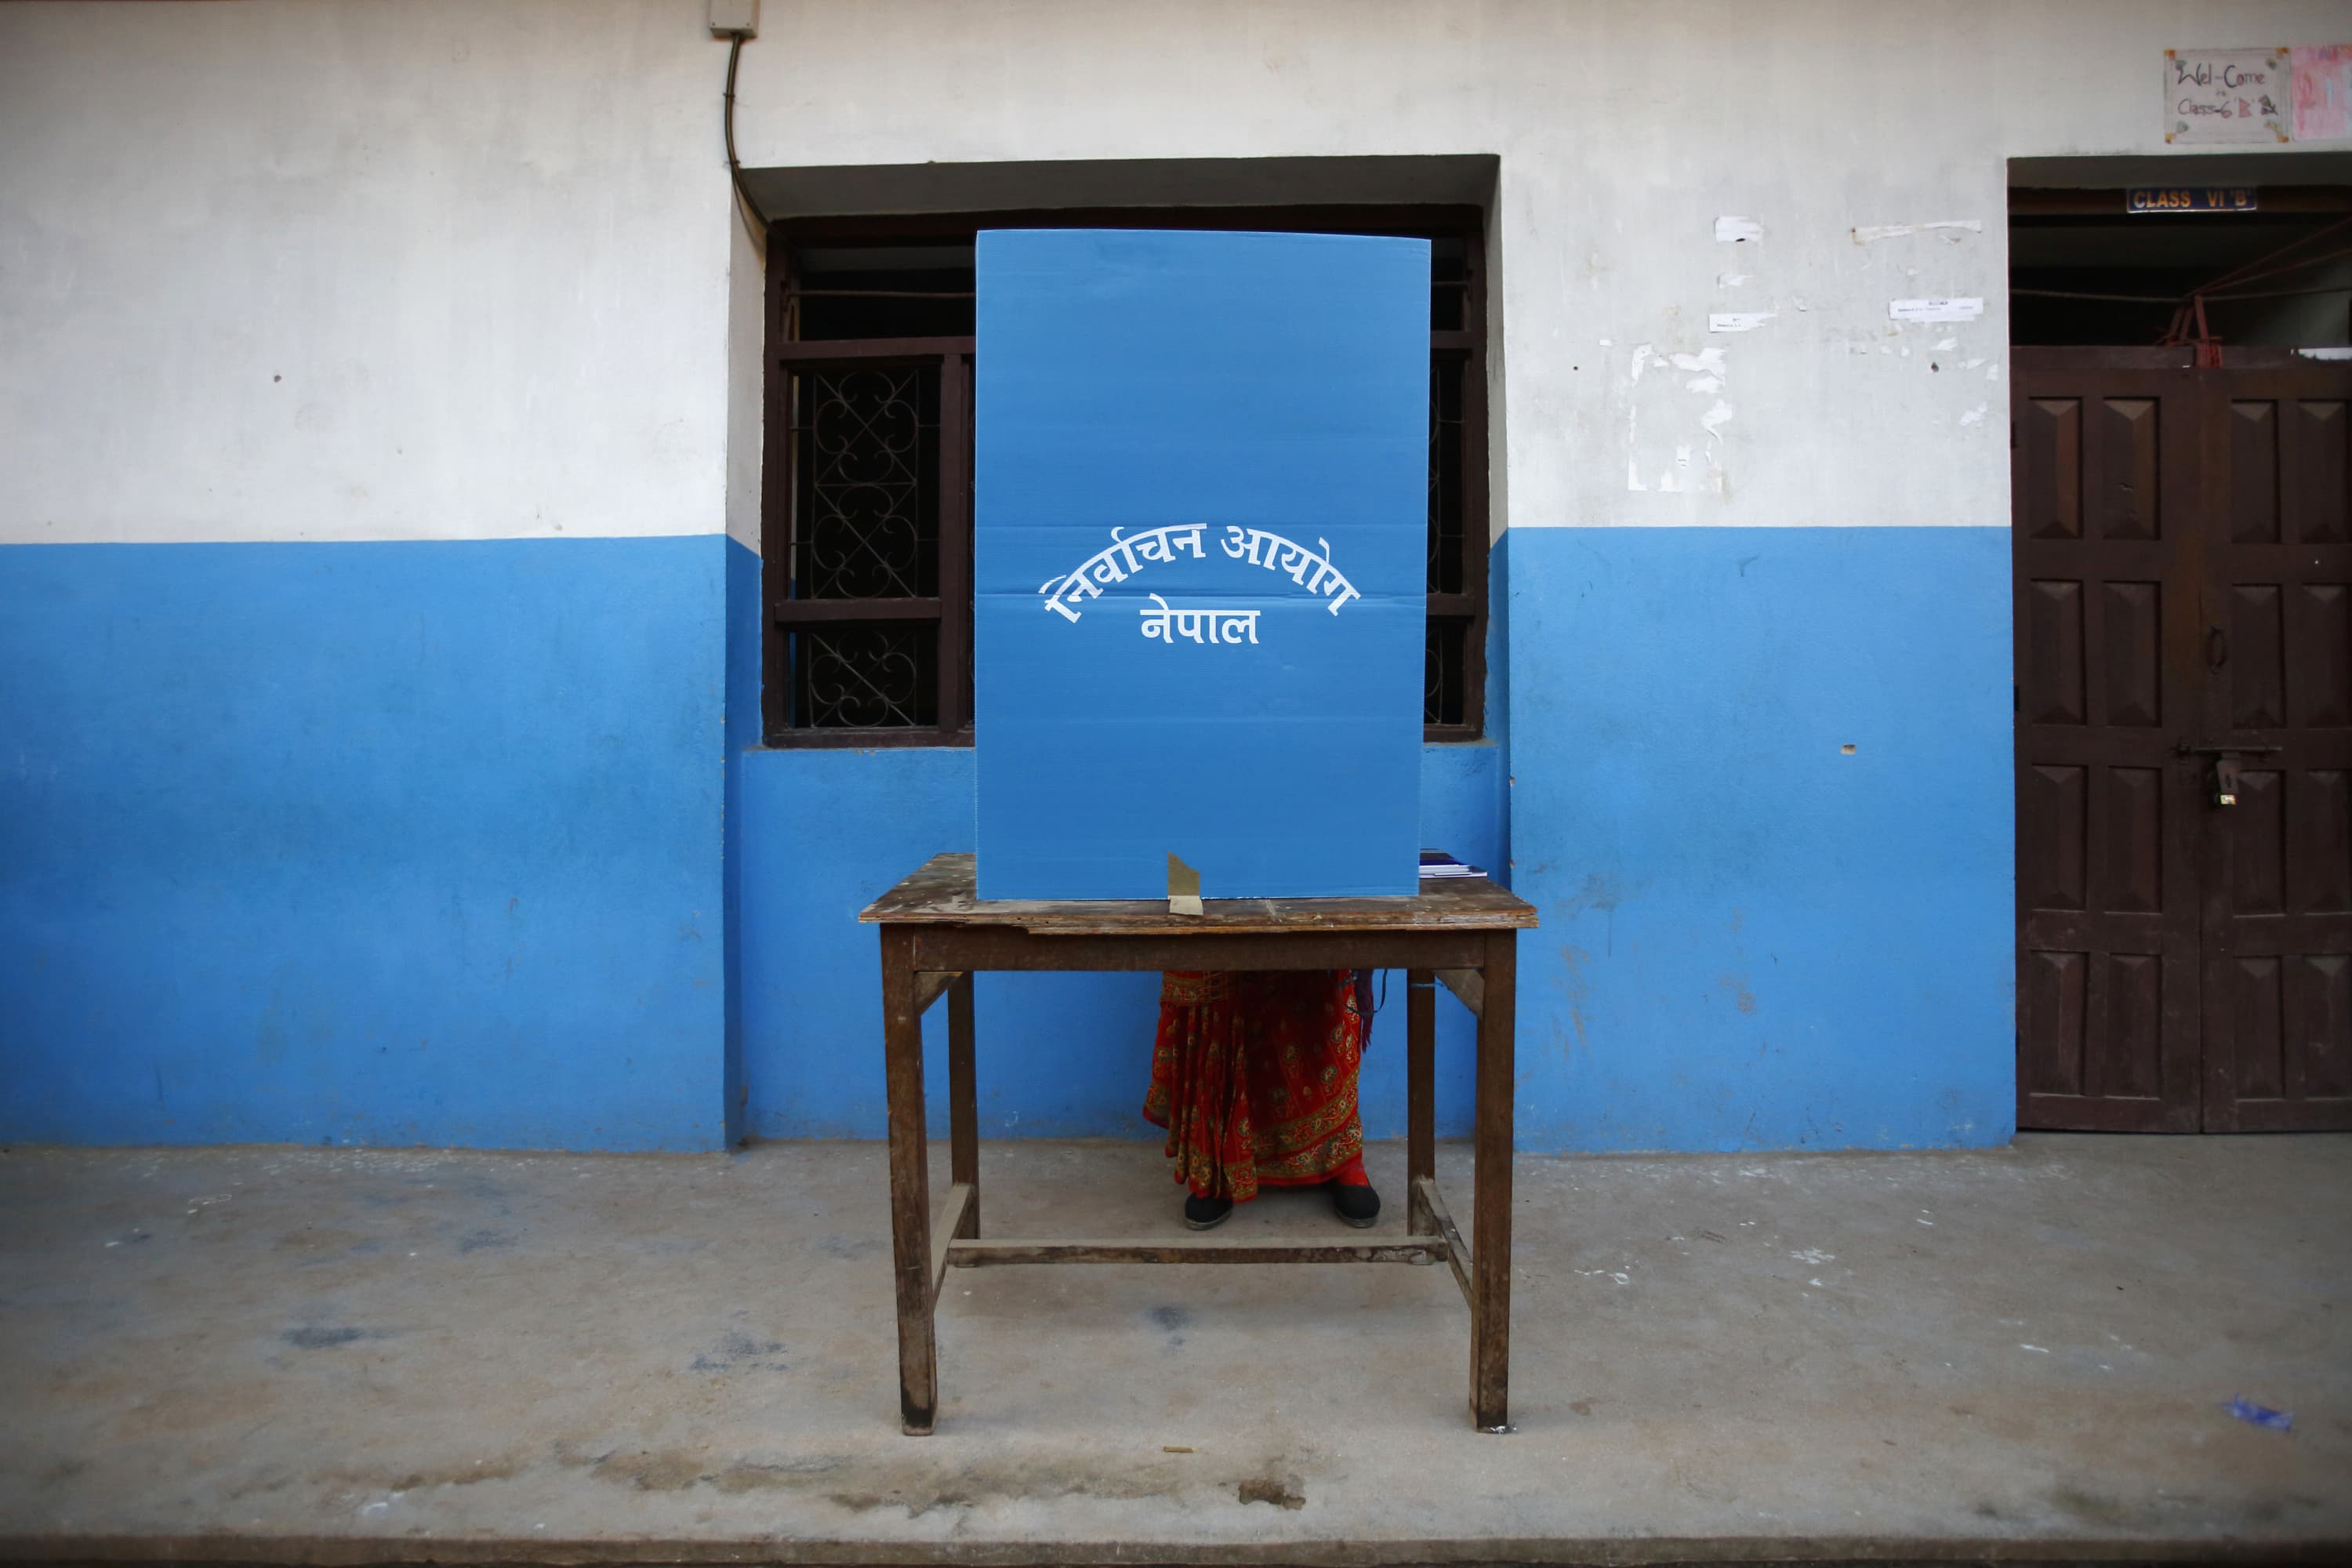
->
[1506, 527, 2014, 1150]
[724, 0, 2352, 538]
[0, 1, 742, 1148]
[15, 0, 2347, 554]
[5, 0, 2349, 1151]
[0, 537, 730, 1149]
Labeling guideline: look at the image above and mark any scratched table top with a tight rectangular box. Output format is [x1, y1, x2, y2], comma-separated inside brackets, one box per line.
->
[860, 853, 1537, 935]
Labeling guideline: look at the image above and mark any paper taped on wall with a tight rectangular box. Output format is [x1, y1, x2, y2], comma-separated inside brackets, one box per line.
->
[1889, 297, 1984, 324]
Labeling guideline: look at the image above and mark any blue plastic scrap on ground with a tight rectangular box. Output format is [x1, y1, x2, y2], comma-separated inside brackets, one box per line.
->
[2223, 1396, 2293, 1432]
[973, 227, 1429, 901]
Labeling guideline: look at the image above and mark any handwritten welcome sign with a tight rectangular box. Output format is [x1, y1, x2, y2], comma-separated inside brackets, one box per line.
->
[2165, 48, 2291, 143]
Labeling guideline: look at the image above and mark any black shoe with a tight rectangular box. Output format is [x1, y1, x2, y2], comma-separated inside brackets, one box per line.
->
[1331, 1181, 1381, 1229]
[1183, 1194, 1234, 1230]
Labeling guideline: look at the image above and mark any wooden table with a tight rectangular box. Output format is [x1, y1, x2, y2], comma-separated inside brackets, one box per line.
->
[860, 852, 1537, 1434]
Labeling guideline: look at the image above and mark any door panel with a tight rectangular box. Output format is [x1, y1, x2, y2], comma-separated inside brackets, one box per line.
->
[2013, 357, 2205, 1132]
[2201, 361, 2352, 1131]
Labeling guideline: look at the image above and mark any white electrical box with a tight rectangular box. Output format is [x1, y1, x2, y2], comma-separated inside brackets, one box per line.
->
[709, 0, 758, 37]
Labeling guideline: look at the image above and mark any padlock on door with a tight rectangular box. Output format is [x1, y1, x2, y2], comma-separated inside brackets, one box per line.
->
[2212, 754, 2241, 808]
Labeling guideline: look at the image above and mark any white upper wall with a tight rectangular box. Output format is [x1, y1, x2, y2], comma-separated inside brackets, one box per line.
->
[4, 0, 2347, 545]
[0, 0, 735, 546]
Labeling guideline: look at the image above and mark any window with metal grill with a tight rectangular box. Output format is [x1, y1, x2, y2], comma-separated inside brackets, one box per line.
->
[760, 208, 1488, 746]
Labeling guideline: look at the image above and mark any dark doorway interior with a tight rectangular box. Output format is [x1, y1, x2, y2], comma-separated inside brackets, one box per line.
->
[2009, 156, 2352, 350]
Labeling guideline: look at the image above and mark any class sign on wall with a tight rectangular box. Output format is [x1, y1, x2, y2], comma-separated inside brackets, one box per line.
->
[973, 229, 1429, 901]
[2164, 45, 2352, 144]
[2165, 47, 2291, 143]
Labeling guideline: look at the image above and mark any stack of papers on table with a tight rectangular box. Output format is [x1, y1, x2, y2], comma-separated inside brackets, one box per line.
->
[1417, 851, 1484, 880]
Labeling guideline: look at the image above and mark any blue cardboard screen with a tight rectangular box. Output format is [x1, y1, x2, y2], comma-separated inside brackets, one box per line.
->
[975, 229, 1428, 900]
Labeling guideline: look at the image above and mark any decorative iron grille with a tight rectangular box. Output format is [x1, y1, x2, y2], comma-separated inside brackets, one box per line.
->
[790, 623, 938, 729]
[790, 367, 939, 601]
[1428, 358, 1465, 597]
[1425, 616, 1470, 728]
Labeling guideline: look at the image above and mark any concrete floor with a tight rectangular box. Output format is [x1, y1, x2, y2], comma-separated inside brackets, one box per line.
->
[0, 1135, 2345, 1566]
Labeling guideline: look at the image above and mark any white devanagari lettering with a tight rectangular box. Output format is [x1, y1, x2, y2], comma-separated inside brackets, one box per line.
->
[1272, 536, 1329, 586]
[1042, 524, 1359, 625]
[1301, 537, 1341, 595]
[1134, 600, 1263, 648]
[1084, 541, 1135, 587]
[1040, 570, 1104, 622]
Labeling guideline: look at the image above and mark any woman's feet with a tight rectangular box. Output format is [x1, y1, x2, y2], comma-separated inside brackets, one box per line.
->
[1330, 1180, 1381, 1229]
[1179, 1185, 1379, 1229]
[1182, 1193, 1234, 1230]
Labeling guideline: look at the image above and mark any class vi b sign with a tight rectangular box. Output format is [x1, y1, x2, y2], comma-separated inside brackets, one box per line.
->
[2127, 187, 2258, 214]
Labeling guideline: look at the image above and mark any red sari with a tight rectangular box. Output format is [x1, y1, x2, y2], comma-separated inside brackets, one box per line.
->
[1142, 969, 1368, 1202]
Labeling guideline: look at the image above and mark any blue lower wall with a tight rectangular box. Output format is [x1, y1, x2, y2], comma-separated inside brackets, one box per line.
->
[1502, 525, 2015, 1150]
[2, 527, 2011, 1155]
[0, 538, 729, 1150]
[728, 539, 1507, 1142]
[736, 742, 1503, 1141]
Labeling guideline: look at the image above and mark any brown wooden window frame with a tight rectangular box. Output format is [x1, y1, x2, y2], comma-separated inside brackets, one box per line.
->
[760, 204, 1489, 747]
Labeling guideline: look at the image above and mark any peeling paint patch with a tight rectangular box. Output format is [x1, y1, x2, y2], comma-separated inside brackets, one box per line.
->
[1626, 343, 1653, 492]
[1714, 216, 1763, 244]
[1657, 443, 1700, 493]
[1960, 403, 1988, 427]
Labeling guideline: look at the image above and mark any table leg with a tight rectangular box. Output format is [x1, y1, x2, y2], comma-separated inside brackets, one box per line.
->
[1471, 929, 1515, 1432]
[948, 971, 979, 1238]
[880, 925, 937, 1434]
[1406, 970, 1436, 1236]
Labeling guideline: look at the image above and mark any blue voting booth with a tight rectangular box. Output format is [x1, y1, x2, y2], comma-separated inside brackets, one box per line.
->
[975, 229, 1429, 900]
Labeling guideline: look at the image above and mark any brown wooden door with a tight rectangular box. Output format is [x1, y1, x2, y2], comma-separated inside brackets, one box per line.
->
[2200, 361, 2352, 1130]
[2014, 353, 2205, 1131]
[2013, 348, 2352, 1132]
